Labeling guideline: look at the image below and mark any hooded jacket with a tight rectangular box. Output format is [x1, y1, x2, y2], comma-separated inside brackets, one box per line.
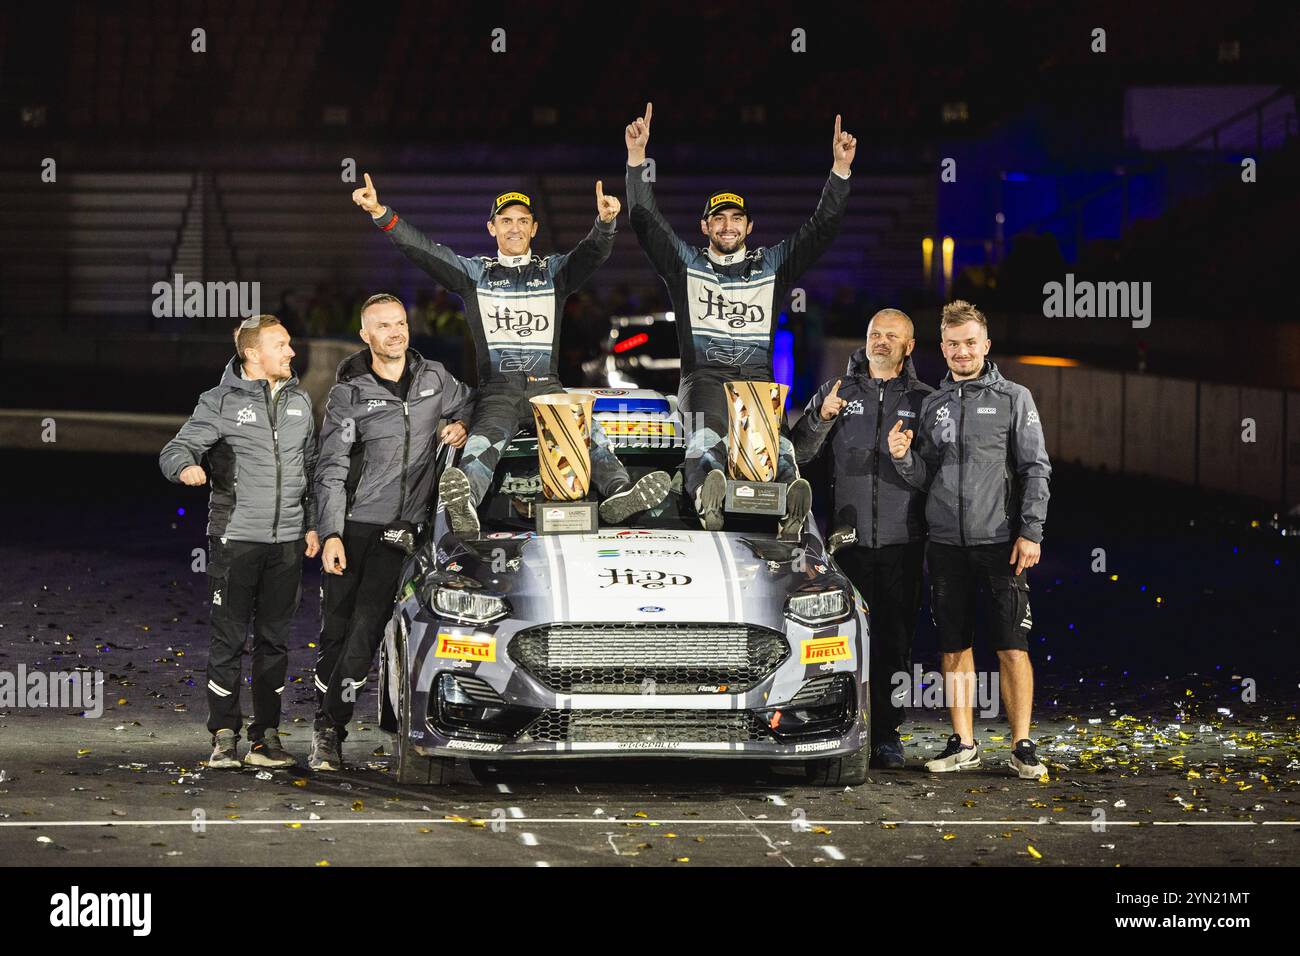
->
[314, 348, 474, 540]
[893, 361, 1051, 546]
[160, 357, 317, 543]
[792, 350, 933, 547]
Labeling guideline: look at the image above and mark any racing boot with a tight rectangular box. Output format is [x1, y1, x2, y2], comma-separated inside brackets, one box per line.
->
[244, 728, 297, 769]
[777, 477, 812, 542]
[438, 466, 480, 537]
[695, 469, 726, 532]
[599, 470, 672, 525]
[206, 729, 241, 769]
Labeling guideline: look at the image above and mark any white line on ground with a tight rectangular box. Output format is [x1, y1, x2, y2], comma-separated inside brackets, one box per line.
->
[0, 818, 1289, 828]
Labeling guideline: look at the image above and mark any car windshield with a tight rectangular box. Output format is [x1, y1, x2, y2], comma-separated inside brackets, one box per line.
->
[476, 439, 779, 536]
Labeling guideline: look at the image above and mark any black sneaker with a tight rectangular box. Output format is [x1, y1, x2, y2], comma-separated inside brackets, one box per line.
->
[869, 738, 906, 769]
[600, 470, 671, 524]
[244, 728, 296, 768]
[696, 469, 725, 531]
[924, 733, 981, 772]
[1009, 737, 1048, 780]
[439, 466, 480, 537]
[309, 727, 342, 772]
[777, 478, 812, 541]
[207, 729, 241, 769]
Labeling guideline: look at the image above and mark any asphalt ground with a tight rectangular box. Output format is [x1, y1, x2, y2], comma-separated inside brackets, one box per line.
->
[1, 450, 1297, 869]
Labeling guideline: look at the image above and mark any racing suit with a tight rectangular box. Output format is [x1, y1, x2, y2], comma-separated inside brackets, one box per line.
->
[625, 161, 850, 499]
[371, 207, 631, 505]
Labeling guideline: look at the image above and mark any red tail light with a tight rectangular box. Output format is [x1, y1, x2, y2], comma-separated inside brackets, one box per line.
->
[614, 332, 649, 354]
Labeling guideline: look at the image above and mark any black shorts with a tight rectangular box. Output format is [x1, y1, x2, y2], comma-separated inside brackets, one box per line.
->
[927, 541, 1033, 653]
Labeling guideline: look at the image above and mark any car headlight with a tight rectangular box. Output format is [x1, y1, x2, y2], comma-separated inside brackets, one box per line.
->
[425, 583, 510, 625]
[785, 589, 850, 626]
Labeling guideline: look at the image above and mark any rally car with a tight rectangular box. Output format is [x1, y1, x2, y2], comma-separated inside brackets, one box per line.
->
[377, 387, 871, 786]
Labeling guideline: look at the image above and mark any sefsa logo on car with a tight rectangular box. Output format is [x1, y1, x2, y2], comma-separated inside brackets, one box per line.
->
[434, 632, 496, 663]
[638, 606, 665, 613]
[794, 739, 840, 753]
[445, 739, 502, 752]
[799, 636, 851, 664]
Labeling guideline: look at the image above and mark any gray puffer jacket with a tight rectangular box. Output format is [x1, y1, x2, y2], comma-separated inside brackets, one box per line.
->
[792, 350, 933, 547]
[314, 349, 474, 540]
[160, 358, 317, 543]
[894, 361, 1051, 546]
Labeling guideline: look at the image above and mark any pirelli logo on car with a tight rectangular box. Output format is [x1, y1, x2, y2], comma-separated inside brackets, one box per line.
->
[435, 632, 497, 663]
[799, 636, 851, 664]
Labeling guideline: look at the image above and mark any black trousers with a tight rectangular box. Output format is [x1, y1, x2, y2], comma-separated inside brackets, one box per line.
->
[205, 536, 304, 741]
[926, 541, 1033, 653]
[315, 522, 408, 737]
[835, 540, 925, 745]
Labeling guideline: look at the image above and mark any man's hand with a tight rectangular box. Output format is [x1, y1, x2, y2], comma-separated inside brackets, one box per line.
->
[887, 419, 913, 459]
[819, 380, 846, 421]
[440, 420, 468, 448]
[351, 172, 385, 218]
[179, 464, 207, 486]
[596, 180, 621, 223]
[322, 537, 347, 575]
[304, 530, 321, 559]
[625, 101, 652, 166]
[1010, 537, 1041, 576]
[831, 114, 857, 177]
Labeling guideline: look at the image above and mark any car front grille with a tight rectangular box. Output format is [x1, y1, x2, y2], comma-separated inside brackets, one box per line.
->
[508, 623, 789, 694]
[517, 709, 772, 744]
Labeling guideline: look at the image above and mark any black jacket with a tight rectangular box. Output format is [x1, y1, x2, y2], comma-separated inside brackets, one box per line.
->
[792, 350, 933, 547]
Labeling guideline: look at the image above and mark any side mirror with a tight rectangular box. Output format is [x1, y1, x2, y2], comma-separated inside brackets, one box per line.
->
[827, 526, 857, 555]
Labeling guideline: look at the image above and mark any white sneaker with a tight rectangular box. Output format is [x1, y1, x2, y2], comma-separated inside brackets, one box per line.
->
[924, 733, 981, 772]
[1009, 738, 1049, 780]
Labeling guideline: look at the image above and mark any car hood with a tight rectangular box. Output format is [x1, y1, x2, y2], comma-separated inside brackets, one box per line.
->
[437, 529, 845, 630]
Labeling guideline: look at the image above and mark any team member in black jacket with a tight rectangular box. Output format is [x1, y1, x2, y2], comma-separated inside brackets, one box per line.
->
[624, 102, 855, 538]
[310, 294, 473, 771]
[792, 309, 933, 768]
[160, 315, 320, 770]
[351, 175, 668, 536]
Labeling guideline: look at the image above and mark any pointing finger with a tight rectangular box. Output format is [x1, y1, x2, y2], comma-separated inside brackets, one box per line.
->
[889, 419, 902, 434]
[834, 113, 841, 138]
[363, 172, 373, 191]
[829, 379, 841, 397]
[644, 101, 652, 126]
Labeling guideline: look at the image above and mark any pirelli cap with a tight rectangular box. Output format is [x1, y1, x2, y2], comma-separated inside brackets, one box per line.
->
[490, 190, 535, 218]
[702, 190, 749, 219]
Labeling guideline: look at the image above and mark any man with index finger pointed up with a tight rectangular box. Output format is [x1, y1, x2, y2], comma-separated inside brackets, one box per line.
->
[791, 308, 933, 768]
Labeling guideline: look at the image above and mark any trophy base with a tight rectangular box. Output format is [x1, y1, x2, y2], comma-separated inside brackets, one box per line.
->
[534, 501, 598, 535]
[724, 479, 786, 516]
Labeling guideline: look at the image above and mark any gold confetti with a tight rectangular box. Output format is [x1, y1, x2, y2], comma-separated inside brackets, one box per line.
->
[285, 823, 302, 829]
[633, 811, 648, 818]
[350, 801, 364, 812]
[674, 857, 690, 863]
[316, 860, 330, 867]
[292, 779, 307, 787]
[810, 826, 832, 835]
[942, 833, 956, 841]
[1027, 845, 1042, 859]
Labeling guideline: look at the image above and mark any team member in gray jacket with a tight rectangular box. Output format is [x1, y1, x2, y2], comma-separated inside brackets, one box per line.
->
[160, 315, 320, 770]
[310, 293, 473, 771]
[792, 309, 933, 768]
[889, 300, 1052, 780]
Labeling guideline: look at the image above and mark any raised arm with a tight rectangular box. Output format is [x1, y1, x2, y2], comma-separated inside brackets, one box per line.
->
[352, 172, 476, 292]
[624, 102, 693, 277]
[551, 180, 619, 293]
[791, 378, 846, 465]
[889, 414, 937, 491]
[772, 114, 855, 287]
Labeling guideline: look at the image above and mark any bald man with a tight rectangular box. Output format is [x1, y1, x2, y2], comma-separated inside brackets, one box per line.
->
[792, 308, 933, 768]
[310, 293, 474, 771]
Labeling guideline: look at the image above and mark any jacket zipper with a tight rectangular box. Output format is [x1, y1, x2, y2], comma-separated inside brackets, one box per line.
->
[871, 383, 884, 548]
[957, 384, 966, 546]
[265, 386, 284, 542]
[398, 399, 411, 517]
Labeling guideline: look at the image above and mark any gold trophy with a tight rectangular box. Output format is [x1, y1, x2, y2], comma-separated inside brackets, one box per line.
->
[723, 381, 790, 515]
[529, 392, 600, 532]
